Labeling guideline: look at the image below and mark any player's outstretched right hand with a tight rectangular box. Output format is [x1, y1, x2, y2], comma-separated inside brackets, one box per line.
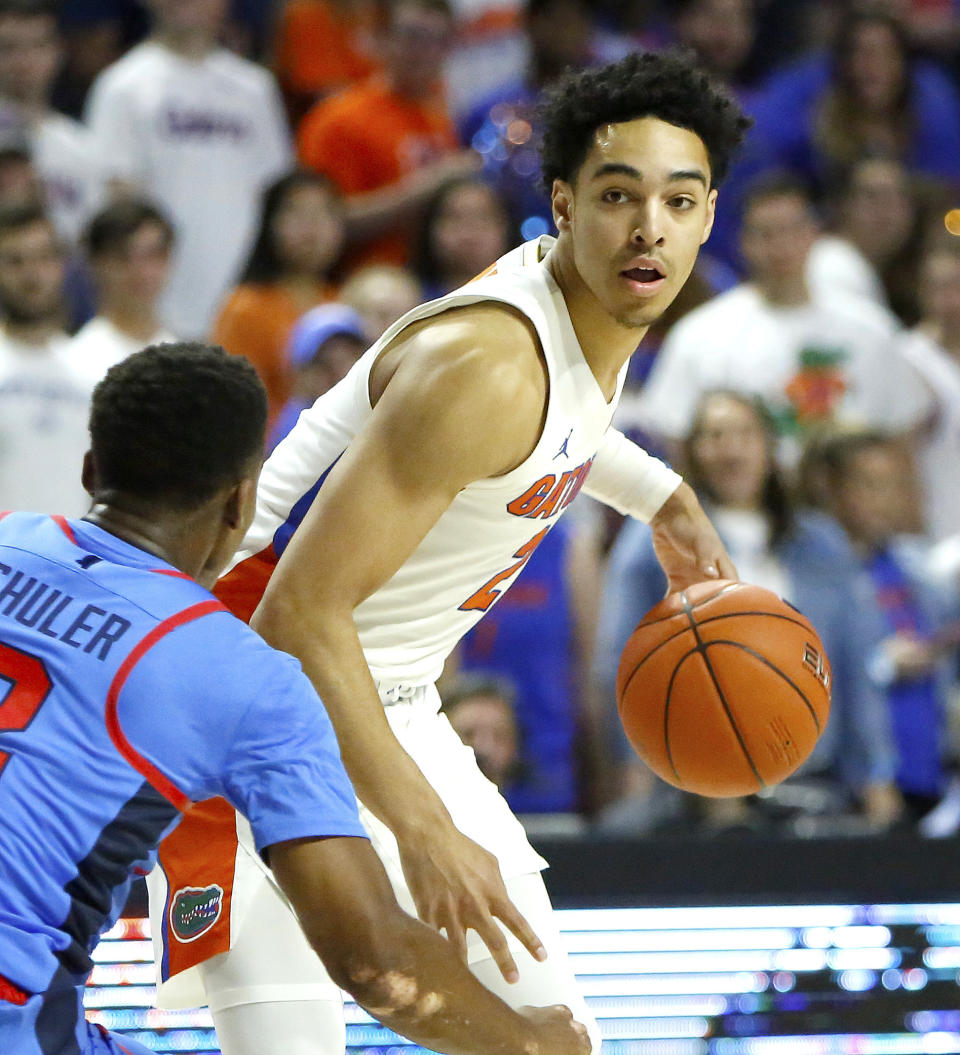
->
[518, 1004, 592, 1055]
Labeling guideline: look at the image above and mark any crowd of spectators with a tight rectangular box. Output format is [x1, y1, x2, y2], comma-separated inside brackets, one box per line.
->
[5, 0, 960, 840]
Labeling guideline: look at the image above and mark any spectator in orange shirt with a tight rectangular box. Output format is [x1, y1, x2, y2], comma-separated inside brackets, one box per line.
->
[272, 0, 380, 124]
[213, 169, 345, 430]
[297, 0, 479, 269]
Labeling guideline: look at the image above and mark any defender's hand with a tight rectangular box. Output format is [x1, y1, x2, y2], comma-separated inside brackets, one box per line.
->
[650, 481, 737, 593]
[397, 822, 546, 983]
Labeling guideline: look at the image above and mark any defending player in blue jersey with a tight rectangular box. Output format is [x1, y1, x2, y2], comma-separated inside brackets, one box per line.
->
[0, 343, 589, 1055]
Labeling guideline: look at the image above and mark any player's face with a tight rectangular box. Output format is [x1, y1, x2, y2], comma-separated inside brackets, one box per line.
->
[553, 117, 717, 329]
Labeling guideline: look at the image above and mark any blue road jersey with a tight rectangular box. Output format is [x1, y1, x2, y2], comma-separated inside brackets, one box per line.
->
[0, 513, 366, 1051]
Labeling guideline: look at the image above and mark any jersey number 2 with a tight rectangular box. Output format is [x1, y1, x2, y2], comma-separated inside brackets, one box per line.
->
[0, 642, 52, 777]
[459, 528, 549, 613]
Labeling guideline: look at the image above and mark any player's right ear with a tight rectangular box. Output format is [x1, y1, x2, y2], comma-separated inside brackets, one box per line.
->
[229, 475, 259, 537]
[81, 451, 97, 497]
[551, 180, 573, 232]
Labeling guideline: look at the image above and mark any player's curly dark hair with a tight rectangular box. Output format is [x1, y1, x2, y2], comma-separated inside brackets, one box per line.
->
[89, 343, 267, 510]
[539, 49, 752, 192]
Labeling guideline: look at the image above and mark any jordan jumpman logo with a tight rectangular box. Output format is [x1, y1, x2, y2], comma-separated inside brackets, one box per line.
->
[554, 428, 573, 459]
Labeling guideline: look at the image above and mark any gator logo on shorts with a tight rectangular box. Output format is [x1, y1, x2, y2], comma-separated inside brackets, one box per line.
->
[170, 884, 224, 943]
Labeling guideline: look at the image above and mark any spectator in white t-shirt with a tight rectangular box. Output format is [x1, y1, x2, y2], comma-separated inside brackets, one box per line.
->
[84, 0, 292, 339]
[0, 0, 104, 244]
[0, 202, 92, 515]
[70, 198, 176, 386]
[898, 238, 960, 542]
[637, 172, 933, 466]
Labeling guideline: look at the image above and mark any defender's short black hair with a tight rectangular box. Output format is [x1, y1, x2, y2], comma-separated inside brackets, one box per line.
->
[84, 198, 174, 259]
[539, 49, 751, 191]
[89, 343, 267, 510]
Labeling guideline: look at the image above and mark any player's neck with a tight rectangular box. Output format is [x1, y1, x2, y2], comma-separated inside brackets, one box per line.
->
[83, 501, 218, 587]
[546, 243, 648, 400]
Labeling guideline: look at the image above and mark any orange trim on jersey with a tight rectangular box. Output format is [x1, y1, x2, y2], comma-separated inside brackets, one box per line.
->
[51, 515, 76, 544]
[150, 568, 194, 580]
[469, 262, 499, 283]
[152, 547, 280, 981]
[157, 795, 240, 980]
[0, 971, 28, 1005]
[105, 599, 227, 811]
[215, 546, 279, 622]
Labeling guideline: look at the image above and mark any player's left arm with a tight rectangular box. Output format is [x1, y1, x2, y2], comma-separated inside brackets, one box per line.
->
[583, 427, 737, 591]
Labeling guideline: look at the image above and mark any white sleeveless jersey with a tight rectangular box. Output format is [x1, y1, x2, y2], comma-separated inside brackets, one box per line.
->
[222, 236, 628, 686]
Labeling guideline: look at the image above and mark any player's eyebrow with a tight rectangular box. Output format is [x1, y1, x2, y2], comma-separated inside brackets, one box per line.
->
[591, 163, 708, 187]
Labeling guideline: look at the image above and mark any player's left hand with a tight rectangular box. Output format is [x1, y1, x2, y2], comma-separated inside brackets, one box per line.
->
[397, 820, 547, 984]
[650, 481, 737, 593]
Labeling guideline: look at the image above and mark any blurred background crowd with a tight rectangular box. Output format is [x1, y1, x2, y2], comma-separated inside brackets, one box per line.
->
[5, 0, 960, 842]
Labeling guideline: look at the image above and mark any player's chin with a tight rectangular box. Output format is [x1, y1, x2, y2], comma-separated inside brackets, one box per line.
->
[614, 299, 669, 329]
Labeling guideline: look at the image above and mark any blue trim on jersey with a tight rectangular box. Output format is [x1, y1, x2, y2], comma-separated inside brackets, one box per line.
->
[59, 781, 178, 984]
[271, 453, 343, 559]
[159, 880, 171, 985]
[34, 965, 82, 1054]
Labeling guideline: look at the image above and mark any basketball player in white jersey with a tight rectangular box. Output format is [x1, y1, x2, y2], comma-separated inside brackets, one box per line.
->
[149, 50, 750, 1054]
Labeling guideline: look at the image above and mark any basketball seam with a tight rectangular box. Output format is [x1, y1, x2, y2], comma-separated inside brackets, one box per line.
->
[677, 590, 764, 791]
[705, 639, 823, 734]
[634, 581, 740, 630]
[662, 645, 701, 782]
[619, 609, 814, 704]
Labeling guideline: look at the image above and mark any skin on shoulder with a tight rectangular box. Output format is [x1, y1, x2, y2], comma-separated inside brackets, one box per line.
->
[368, 303, 550, 481]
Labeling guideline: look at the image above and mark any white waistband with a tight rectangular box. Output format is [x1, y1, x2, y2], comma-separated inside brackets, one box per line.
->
[377, 682, 431, 706]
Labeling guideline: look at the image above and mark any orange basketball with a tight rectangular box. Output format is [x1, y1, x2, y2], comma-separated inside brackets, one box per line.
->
[616, 579, 831, 798]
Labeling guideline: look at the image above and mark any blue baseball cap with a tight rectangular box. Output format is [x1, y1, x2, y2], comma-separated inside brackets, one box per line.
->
[286, 303, 368, 369]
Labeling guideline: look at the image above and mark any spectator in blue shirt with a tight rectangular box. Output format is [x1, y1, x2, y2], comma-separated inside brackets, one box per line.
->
[816, 427, 960, 822]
